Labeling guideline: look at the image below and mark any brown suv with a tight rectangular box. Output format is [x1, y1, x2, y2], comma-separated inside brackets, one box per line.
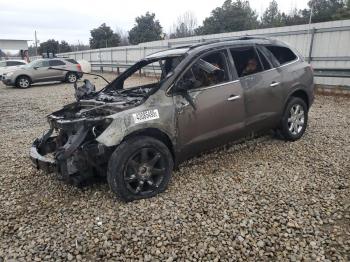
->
[30, 37, 314, 201]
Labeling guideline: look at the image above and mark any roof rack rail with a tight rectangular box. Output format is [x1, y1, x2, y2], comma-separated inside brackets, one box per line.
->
[188, 35, 269, 49]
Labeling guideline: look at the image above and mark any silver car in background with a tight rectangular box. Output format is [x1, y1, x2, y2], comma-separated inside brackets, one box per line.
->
[0, 59, 27, 79]
[2, 58, 83, 88]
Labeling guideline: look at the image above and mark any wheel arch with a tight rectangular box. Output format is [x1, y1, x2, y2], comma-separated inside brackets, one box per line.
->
[287, 88, 310, 109]
[123, 128, 175, 161]
[15, 74, 32, 84]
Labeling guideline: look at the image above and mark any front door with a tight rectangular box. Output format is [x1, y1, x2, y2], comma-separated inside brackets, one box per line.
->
[31, 60, 51, 81]
[174, 50, 245, 160]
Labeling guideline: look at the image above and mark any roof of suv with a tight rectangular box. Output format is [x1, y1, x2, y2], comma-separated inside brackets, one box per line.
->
[146, 36, 285, 59]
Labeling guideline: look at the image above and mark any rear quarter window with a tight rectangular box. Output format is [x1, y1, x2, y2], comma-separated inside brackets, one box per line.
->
[265, 46, 297, 65]
[49, 60, 66, 66]
[65, 59, 78, 64]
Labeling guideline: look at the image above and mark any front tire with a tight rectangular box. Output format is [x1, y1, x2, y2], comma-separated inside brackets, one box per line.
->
[279, 97, 308, 141]
[107, 136, 174, 202]
[16, 76, 31, 88]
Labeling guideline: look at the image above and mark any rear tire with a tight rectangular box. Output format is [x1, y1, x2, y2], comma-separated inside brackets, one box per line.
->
[279, 97, 308, 141]
[16, 76, 31, 88]
[66, 72, 77, 83]
[107, 136, 174, 202]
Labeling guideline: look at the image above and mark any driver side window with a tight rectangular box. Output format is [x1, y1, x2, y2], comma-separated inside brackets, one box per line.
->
[32, 60, 49, 68]
[179, 51, 229, 90]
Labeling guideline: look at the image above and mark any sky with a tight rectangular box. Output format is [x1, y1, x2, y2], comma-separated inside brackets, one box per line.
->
[0, 0, 309, 47]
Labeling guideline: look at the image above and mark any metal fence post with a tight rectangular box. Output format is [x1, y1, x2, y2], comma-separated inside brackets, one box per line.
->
[308, 28, 316, 63]
[99, 49, 103, 73]
[111, 48, 113, 73]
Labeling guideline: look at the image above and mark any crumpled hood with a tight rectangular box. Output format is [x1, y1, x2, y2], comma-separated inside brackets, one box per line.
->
[47, 88, 150, 127]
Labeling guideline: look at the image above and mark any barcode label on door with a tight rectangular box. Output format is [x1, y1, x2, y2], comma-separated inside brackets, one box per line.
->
[132, 109, 160, 124]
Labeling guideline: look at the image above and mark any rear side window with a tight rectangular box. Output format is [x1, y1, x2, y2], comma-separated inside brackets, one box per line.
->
[49, 60, 66, 66]
[256, 49, 272, 71]
[230, 47, 266, 77]
[65, 59, 78, 64]
[265, 46, 297, 65]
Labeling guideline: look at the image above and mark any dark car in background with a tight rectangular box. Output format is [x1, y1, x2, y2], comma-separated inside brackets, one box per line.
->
[30, 37, 314, 201]
[2, 58, 83, 88]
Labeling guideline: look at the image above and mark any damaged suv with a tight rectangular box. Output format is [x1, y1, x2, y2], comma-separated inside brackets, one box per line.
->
[30, 37, 314, 201]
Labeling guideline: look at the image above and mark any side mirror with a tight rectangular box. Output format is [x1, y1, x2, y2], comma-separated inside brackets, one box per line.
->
[174, 79, 196, 110]
[33, 66, 39, 70]
[174, 79, 194, 93]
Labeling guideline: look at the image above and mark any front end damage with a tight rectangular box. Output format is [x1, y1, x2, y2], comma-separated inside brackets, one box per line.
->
[30, 54, 181, 187]
[30, 84, 148, 185]
[30, 109, 114, 185]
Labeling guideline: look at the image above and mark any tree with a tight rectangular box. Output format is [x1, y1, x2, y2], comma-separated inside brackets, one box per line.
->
[38, 39, 59, 55]
[89, 23, 121, 49]
[128, 12, 163, 45]
[307, 0, 345, 23]
[332, 0, 350, 20]
[280, 8, 308, 26]
[27, 45, 37, 56]
[59, 40, 71, 53]
[261, 0, 284, 28]
[169, 11, 198, 39]
[195, 0, 259, 35]
[115, 26, 130, 46]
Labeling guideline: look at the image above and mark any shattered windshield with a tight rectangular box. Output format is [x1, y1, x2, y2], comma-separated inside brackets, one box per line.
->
[107, 56, 183, 91]
[91, 55, 184, 103]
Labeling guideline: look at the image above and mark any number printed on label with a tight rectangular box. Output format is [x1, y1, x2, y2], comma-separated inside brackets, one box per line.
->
[133, 109, 160, 124]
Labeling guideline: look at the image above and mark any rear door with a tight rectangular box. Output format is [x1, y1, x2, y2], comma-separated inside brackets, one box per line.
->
[229, 45, 283, 132]
[49, 59, 67, 80]
[174, 49, 245, 159]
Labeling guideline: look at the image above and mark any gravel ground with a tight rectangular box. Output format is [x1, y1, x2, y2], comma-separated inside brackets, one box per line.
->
[0, 75, 349, 261]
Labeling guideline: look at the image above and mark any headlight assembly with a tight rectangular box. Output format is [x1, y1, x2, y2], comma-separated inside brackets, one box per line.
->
[5, 72, 14, 77]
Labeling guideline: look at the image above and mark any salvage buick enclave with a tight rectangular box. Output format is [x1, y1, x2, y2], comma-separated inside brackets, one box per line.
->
[30, 37, 314, 201]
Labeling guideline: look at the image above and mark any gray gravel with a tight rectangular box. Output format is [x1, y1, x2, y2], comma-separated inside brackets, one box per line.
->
[0, 75, 349, 261]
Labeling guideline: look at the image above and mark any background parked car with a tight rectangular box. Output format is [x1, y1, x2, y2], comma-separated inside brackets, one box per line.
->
[0, 59, 27, 80]
[2, 58, 83, 88]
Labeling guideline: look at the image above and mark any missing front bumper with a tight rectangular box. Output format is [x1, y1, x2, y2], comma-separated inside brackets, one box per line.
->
[30, 128, 111, 184]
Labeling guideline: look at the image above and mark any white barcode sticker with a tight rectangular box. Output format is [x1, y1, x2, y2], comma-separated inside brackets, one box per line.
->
[132, 109, 160, 124]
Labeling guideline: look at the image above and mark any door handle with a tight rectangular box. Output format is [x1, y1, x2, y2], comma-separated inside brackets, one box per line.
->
[270, 82, 280, 87]
[227, 95, 240, 101]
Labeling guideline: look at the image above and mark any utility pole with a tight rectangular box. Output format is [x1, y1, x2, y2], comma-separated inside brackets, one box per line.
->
[307, 5, 314, 63]
[308, 5, 313, 25]
[34, 30, 38, 56]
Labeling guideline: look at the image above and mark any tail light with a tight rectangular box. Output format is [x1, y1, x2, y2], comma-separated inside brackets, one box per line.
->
[77, 64, 82, 72]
